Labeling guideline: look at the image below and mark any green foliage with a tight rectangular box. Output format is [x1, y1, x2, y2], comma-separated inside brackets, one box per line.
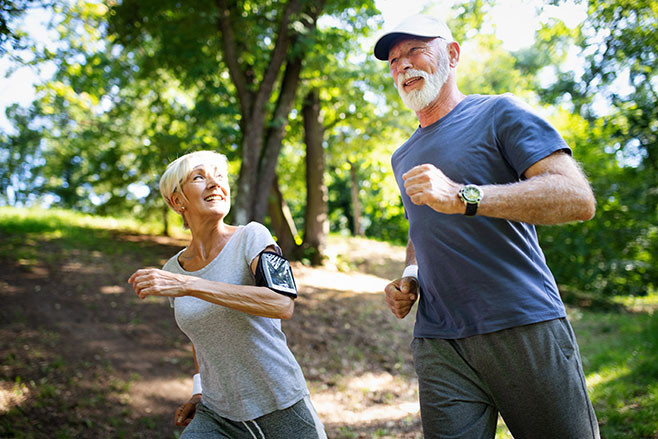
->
[0, 0, 38, 54]
[275, 6, 414, 241]
[532, 0, 658, 296]
[0, 104, 44, 205]
[1, 0, 658, 298]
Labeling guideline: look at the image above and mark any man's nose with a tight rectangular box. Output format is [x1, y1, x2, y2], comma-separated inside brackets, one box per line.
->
[399, 56, 413, 71]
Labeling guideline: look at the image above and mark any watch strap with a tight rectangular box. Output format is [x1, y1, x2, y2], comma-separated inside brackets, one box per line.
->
[464, 202, 478, 216]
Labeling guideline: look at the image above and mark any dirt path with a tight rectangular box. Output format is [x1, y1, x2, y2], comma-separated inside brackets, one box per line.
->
[0, 232, 422, 438]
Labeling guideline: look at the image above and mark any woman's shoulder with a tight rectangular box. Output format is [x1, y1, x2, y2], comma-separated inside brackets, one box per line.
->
[240, 222, 278, 253]
[162, 249, 185, 272]
[242, 221, 272, 236]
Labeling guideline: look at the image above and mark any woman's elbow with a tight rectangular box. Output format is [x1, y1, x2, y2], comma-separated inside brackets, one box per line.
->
[279, 298, 295, 320]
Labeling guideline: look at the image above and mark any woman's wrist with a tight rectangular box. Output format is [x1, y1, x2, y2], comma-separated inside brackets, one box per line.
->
[192, 373, 202, 395]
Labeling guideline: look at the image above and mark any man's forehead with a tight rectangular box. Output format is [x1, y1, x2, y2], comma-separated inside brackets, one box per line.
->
[388, 36, 436, 57]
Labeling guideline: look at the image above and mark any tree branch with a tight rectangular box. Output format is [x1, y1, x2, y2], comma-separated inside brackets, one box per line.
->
[251, 0, 300, 122]
[216, 0, 251, 118]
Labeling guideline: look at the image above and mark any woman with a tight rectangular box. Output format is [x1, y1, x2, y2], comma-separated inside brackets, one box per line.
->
[128, 151, 326, 439]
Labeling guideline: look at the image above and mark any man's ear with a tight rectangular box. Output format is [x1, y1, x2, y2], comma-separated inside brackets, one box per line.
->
[448, 41, 461, 67]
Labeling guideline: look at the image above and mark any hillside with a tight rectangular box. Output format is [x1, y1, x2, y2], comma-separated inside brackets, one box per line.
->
[0, 210, 422, 438]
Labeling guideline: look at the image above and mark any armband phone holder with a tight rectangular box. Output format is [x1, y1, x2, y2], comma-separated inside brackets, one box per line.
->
[255, 251, 297, 299]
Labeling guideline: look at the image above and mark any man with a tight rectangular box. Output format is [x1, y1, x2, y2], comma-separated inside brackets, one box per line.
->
[374, 14, 600, 439]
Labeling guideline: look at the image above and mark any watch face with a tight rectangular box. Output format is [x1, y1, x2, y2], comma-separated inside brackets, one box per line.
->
[262, 253, 296, 293]
[462, 185, 482, 203]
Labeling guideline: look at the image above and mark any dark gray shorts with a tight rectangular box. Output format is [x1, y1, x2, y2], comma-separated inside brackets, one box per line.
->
[412, 318, 600, 439]
[181, 396, 326, 439]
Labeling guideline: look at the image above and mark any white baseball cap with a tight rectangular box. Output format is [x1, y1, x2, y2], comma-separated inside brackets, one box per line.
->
[374, 14, 454, 61]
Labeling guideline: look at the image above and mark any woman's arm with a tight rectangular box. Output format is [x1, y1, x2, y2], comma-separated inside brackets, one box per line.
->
[174, 344, 201, 427]
[127, 246, 294, 319]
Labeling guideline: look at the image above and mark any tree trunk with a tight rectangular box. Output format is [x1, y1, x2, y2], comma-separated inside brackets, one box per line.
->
[217, 0, 300, 225]
[348, 160, 363, 236]
[268, 175, 299, 257]
[234, 129, 263, 225]
[302, 89, 328, 265]
[252, 52, 304, 222]
[162, 204, 170, 237]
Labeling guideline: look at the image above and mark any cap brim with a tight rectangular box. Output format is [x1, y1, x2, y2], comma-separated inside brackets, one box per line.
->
[374, 32, 409, 61]
[373, 32, 445, 61]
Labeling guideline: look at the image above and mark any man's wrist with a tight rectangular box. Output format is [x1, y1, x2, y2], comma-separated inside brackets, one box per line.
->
[402, 264, 418, 279]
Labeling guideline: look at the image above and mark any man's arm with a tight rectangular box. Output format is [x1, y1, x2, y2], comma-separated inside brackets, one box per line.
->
[403, 151, 596, 225]
[384, 239, 419, 319]
[478, 151, 595, 224]
[405, 239, 417, 267]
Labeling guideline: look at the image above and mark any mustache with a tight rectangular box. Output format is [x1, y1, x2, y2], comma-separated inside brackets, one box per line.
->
[396, 69, 429, 89]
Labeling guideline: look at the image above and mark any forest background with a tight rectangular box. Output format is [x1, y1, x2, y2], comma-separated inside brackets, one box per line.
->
[0, 0, 657, 437]
[1, 0, 657, 295]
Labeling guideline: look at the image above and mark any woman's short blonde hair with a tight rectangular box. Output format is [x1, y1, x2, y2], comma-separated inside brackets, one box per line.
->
[159, 150, 229, 209]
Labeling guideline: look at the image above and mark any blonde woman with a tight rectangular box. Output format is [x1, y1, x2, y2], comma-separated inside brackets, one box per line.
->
[128, 151, 326, 439]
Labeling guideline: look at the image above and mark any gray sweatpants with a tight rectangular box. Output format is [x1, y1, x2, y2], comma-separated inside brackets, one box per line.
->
[412, 318, 600, 439]
[181, 396, 326, 439]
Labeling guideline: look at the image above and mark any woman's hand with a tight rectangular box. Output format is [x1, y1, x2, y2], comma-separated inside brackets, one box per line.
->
[174, 394, 201, 426]
[128, 268, 190, 299]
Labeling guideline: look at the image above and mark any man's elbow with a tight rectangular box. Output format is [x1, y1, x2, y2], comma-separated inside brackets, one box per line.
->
[576, 193, 596, 221]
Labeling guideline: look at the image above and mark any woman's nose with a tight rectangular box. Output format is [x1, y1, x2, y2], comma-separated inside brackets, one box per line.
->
[206, 175, 220, 188]
[207, 176, 228, 193]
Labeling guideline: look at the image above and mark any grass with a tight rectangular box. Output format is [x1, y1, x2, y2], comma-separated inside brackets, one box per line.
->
[493, 304, 658, 439]
[1, 206, 657, 438]
[0, 205, 169, 235]
[574, 307, 658, 438]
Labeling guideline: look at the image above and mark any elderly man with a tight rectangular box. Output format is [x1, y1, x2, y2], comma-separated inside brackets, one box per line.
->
[375, 14, 600, 439]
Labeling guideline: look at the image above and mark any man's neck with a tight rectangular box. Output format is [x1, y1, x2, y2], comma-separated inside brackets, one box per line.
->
[416, 83, 466, 128]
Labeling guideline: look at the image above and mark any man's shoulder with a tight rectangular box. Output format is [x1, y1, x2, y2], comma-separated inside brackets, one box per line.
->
[464, 93, 519, 110]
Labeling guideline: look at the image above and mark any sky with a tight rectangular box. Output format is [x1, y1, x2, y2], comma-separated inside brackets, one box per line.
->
[0, 0, 587, 132]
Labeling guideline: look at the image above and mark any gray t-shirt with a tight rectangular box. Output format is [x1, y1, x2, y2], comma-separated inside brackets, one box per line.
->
[163, 222, 308, 421]
[392, 94, 568, 339]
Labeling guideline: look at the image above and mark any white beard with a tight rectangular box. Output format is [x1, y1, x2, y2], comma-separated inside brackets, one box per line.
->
[396, 57, 450, 112]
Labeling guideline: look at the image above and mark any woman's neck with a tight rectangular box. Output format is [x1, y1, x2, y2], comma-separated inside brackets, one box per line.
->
[180, 220, 237, 269]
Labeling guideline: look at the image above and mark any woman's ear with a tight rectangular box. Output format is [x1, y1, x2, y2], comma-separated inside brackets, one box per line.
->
[170, 193, 185, 214]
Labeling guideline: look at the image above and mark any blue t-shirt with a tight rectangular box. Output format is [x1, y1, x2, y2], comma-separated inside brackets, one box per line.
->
[391, 94, 568, 339]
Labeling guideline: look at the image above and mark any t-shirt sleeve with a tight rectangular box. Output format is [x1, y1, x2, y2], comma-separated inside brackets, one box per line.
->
[242, 222, 280, 269]
[161, 256, 178, 308]
[494, 94, 571, 179]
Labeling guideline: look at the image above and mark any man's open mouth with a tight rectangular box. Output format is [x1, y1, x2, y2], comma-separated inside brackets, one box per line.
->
[403, 77, 423, 87]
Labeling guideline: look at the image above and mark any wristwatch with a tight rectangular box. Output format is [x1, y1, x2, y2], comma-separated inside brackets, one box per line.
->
[458, 184, 483, 216]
